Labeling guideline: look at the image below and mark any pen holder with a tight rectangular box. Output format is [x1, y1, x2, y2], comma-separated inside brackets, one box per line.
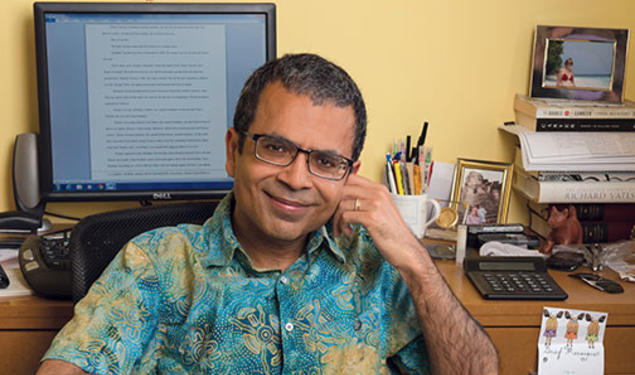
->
[392, 193, 441, 239]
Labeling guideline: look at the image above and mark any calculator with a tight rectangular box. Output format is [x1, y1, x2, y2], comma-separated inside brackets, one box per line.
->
[464, 256, 568, 300]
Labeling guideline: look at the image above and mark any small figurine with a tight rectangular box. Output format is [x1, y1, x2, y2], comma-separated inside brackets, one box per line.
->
[541, 205, 583, 254]
[564, 311, 584, 348]
[585, 314, 606, 349]
[543, 309, 563, 346]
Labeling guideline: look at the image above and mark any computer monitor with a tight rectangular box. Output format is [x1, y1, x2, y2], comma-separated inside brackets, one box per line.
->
[34, 2, 276, 202]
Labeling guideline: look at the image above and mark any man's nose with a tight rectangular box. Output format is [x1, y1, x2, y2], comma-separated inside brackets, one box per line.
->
[277, 151, 312, 190]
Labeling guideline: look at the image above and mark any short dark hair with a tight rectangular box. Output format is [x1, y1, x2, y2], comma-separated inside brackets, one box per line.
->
[233, 53, 367, 161]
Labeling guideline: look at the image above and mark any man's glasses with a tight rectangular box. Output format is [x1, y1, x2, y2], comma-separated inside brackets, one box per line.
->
[241, 131, 354, 181]
[568, 273, 624, 294]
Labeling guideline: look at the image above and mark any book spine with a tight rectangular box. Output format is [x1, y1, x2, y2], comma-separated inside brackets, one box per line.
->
[538, 181, 635, 203]
[515, 168, 635, 203]
[514, 110, 635, 132]
[537, 171, 635, 182]
[535, 108, 635, 119]
[514, 95, 635, 119]
[535, 118, 635, 132]
[580, 221, 635, 243]
[528, 209, 635, 242]
[529, 202, 635, 221]
[528, 210, 550, 239]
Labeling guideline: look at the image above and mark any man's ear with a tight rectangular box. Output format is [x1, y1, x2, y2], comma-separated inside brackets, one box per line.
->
[350, 160, 361, 175]
[225, 128, 239, 177]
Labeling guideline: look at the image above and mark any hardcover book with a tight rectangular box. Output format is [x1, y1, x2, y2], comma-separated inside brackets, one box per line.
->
[514, 94, 635, 132]
[528, 201, 635, 222]
[513, 168, 635, 203]
[528, 209, 634, 243]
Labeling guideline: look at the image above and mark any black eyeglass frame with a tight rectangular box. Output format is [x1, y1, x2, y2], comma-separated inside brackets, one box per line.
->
[240, 131, 354, 181]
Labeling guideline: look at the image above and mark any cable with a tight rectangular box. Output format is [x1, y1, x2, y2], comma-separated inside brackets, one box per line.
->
[43, 211, 80, 221]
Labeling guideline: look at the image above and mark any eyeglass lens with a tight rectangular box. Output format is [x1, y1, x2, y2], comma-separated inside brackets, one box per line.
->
[255, 135, 350, 179]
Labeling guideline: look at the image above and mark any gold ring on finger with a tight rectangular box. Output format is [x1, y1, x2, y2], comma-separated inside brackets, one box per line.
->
[354, 198, 361, 211]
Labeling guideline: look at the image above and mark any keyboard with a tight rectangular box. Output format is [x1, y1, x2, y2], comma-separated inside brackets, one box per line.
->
[18, 229, 73, 299]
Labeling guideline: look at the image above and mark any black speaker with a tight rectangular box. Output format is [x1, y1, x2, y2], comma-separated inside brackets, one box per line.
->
[12, 132, 43, 216]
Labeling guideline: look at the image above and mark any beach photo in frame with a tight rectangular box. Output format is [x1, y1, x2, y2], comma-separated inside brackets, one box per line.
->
[450, 159, 513, 224]
[530, 25, 629, 102]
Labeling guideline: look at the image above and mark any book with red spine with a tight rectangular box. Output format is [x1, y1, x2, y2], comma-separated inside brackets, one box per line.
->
[528, 205, 635, 242]
[528, 201, 635, 222]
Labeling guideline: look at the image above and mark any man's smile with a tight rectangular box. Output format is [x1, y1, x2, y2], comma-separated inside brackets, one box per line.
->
[265, 190, 316, 216]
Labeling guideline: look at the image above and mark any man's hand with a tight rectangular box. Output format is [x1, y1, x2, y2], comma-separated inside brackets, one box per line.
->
[333, 174, 423, 269]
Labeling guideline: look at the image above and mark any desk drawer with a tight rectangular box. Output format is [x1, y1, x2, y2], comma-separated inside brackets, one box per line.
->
[0, 330, 58, 375]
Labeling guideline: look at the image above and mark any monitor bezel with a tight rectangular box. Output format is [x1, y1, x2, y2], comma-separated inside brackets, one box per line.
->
[34, 2, 276, 202]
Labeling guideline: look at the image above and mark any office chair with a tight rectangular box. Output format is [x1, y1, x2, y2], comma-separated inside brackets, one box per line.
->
[69, 201, 219, 302]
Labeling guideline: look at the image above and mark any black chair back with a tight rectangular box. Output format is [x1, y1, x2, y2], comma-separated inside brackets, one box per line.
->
[69, 201, 218, 302]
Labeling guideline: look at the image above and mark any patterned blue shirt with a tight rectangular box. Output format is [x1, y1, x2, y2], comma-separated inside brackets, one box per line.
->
[44, 193, 429, 374]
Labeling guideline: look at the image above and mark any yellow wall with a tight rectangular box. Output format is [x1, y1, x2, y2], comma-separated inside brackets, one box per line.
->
[2, 0, 634, 222]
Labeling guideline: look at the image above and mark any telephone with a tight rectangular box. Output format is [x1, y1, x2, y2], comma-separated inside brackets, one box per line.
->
[18, 228, 73, 299]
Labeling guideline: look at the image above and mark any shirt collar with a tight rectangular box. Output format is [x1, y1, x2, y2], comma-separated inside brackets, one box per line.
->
[199, 191, 348, 267]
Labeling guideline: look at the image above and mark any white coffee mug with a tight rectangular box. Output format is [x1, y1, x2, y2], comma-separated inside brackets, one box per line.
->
[392, 194, 441, 239]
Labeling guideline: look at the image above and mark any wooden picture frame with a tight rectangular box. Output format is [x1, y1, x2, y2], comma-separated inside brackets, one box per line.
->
[529, 25, 629, 103]
[450, 158, 513, 224]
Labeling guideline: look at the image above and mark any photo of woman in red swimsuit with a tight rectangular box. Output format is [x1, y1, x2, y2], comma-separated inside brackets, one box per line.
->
[556, 57, 575, 87]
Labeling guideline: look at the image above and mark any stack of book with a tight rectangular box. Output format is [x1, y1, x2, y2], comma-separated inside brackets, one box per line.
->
[511, 147, 635, 203]
[502, 95, 635, 243]
[514, 94, 635, 132]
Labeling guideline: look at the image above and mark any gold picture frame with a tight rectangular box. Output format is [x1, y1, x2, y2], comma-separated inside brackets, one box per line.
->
[450, 158, 513, 224]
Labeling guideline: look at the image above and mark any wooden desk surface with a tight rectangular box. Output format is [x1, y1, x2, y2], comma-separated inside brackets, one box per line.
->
[436, 260, 635, 326]
[1, 258, 633, 374]
[0, 295, 73, 330]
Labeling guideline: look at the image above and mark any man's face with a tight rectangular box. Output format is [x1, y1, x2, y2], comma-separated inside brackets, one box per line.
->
[226, 81, 360, 246]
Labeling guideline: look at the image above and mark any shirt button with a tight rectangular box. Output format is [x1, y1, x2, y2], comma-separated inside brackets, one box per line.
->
[284, 322, 294, 332]
[353, 320, 362, 331]
[280, 276, 289, 285]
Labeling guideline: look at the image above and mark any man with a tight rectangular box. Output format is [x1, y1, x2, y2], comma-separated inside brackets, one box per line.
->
[38, 53, 498, 374]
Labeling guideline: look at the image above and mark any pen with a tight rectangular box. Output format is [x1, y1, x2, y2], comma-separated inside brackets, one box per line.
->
[406, 162, 415, 195]
[423, 147, 433, 191]
[413, 163, 422, 195]
[417, 122, 429, 148]
[385, 153, 398, 193]
[393, 159, 405, 195]
[405, 135, 411, 162]
[400, 161, 410, 195]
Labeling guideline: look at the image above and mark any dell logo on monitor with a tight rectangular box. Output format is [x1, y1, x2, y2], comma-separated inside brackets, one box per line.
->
[153, 193, 173, 200]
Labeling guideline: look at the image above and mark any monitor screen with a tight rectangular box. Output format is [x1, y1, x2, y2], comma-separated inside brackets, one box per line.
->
[34, 2, 276, 201]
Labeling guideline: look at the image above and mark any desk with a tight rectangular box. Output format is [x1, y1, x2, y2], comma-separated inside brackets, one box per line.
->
[0, 263, 633, 374]
[437, 260, 635, 375]
[0, 295, 73, 374]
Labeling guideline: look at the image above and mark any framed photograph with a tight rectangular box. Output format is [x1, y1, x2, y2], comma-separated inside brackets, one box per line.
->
[450, 159, 513, 225]
[530, 25, 629, 103]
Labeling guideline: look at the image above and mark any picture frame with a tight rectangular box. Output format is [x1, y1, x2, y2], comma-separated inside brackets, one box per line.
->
[529, 25, 629, 103]
[450, 158, 513, 225]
